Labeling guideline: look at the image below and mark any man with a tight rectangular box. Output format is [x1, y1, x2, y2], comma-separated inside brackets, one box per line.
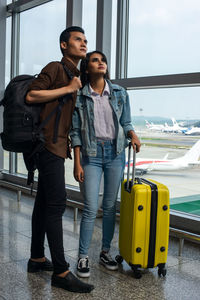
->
[26, 26, 94, 293]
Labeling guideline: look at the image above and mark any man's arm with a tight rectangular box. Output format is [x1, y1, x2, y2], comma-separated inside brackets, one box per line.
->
[26, 76, 82, 104]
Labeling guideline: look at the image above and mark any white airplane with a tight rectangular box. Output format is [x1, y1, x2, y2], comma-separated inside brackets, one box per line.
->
[125, 140, 200, 174]
[145, 120, 165, 131]
[185, 127, 200, 136]
[163, 118, 189, 133]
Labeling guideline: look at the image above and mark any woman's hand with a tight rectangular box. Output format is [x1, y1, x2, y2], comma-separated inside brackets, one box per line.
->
[128, 130, 141, 153]
[74, 163, 84, 183]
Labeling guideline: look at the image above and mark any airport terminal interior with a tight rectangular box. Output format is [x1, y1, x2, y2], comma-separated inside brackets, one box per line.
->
[0, 0, 200, 299]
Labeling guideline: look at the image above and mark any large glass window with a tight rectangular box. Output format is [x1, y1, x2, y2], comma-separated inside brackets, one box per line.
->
[129, 87, 200, 217]
[19, 0, 66, 75]
[128, 0, 200, 77]
[17, 0, 66, 175]
[82, 0, 97, 52]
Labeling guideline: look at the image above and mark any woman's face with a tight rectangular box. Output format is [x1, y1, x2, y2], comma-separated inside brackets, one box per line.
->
[86, 53, 107, 76]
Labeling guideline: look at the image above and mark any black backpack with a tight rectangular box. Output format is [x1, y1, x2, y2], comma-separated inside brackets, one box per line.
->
[0, 63, 73, 187]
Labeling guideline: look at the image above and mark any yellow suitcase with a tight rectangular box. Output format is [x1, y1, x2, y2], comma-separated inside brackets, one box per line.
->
[116, 144, 169, 278]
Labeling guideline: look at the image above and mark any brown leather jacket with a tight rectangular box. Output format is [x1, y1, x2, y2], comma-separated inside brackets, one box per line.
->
[28, 57, 80, 158]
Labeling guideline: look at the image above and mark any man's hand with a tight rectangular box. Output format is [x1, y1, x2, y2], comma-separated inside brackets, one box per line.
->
[128, 130, 141, 153]
[68, 77, 82, 93]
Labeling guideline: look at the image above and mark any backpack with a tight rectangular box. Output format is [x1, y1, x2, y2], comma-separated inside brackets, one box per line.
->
[0, 74, 43, 153]
[0, 63, 74, 187]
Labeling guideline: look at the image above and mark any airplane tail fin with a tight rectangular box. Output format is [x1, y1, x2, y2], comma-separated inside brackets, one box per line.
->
[145, 120, 150, 128]
[171, 117, 178, 126]
[183, 140, 200, 162]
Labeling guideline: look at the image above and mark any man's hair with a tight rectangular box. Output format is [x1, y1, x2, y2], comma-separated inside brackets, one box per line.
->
[60, 26, 85, 55]
[80, 51, 110, 87]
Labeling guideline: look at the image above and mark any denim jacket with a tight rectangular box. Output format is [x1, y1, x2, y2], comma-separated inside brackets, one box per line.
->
[70, 80, 134, 156]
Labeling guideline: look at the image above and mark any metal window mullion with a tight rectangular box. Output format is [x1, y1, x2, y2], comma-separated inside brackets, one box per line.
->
[10, 11, 20, 78]
[96, 0, 112, 71]
[66, 0, 82, 27]
[115, 0, 129, 79]
[7, 0, 53, 17]
[112, 72, 200, 90]
[0, 0, 6, 171]
[9, 10, 20, 174]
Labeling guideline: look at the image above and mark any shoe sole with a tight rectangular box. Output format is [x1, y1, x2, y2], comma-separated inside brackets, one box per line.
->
[99, 260, 118, 271]
[27, 267, 53, 273]
[51, 282, 94, 293]
[76, 270, 91, 278]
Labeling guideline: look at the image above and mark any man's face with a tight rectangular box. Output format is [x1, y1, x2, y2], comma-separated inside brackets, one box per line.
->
[61, 31, 87, 59]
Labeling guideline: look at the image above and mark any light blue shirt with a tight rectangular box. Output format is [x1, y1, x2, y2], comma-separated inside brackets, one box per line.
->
[89, 81, 115, 140]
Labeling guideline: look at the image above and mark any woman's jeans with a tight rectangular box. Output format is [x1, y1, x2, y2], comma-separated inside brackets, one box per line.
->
[79, 140, 125, 257]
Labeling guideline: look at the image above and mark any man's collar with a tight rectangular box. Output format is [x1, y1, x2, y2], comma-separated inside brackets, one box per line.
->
[61, 57, 80, 77]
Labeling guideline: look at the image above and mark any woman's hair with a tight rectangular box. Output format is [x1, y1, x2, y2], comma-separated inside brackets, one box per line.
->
[80, 51, 110, 87]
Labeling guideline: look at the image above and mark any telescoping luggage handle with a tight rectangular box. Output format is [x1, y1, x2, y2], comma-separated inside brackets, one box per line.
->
[126, 142, 136, 191]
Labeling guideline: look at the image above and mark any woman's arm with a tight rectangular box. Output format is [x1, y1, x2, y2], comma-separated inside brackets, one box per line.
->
[127, 130, 141, 153]
[120, 91, 141, 152]
[73, 146, 84, 183]
[26, 77, 82, 104]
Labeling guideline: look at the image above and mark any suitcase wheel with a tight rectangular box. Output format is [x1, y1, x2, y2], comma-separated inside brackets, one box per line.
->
[132, 267, 142, 279]
[115, 255, 123, 264]
[158, 267, 167, 277]
[130, 265, 142, 279]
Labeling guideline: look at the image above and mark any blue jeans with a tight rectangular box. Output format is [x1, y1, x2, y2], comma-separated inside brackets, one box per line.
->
[79, 140, 125, 257]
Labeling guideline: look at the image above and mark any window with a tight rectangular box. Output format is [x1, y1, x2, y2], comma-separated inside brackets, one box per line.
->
[129, 87, 200, 217]
[19, 0, 66, 75]
[82, 0, 97, 52]
[128, 0, 200, 77]
[17, 0, 66, 174]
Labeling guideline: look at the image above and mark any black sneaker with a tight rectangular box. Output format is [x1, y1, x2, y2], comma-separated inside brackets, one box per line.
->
[99, 251, 118, 271]
[77, 257, 90, 278]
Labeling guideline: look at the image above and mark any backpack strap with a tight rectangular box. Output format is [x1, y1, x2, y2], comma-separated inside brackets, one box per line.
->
[52, 63, 74, 144]
[61, 62, 74, 80]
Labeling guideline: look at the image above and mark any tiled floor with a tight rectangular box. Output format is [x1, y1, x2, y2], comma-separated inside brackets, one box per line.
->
[0, 187, 200, 300]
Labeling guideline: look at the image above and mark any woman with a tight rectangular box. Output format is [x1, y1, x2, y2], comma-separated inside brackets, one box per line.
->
[70, 51, 141, 278]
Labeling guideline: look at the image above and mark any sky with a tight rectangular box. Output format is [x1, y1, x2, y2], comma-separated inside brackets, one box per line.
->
[5, 0, 200, 120]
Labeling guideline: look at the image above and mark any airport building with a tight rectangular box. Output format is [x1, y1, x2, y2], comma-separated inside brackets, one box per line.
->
[0, 1, 200, 299]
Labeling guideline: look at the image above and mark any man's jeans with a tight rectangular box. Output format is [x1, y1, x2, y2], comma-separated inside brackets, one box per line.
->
[79, 140, 125, 257]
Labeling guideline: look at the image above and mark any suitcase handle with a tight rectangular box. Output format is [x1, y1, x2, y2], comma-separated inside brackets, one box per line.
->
[126, 142, 136, 191]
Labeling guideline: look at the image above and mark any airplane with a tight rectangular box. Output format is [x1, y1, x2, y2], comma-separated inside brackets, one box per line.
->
[185, 127, 200, 136]
[163, 118, 189, 133]
[125, 140, 200, 174]
[145, 120, 165, 131]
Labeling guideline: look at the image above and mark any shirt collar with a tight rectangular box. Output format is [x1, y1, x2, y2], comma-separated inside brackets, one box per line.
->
[89, 80, 110, 96]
